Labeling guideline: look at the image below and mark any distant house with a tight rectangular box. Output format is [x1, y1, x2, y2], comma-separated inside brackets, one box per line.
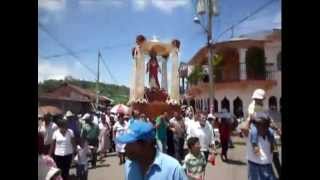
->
[38, 83, 113, 114]
[181, 29, 281, 117]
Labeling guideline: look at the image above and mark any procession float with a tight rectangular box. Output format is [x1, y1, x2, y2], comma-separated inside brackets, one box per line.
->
[128, 35, 182, 120]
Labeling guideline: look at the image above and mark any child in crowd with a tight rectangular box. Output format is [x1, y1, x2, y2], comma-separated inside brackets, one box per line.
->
[183, 137, 206, 180]
[75, 138, 91, 180]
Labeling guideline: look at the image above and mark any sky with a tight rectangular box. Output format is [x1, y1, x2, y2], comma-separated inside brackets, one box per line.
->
[38, 0, 281, 87]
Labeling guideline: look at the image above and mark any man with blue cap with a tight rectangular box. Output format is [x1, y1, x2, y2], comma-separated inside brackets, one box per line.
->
[117, 120, 187, 180]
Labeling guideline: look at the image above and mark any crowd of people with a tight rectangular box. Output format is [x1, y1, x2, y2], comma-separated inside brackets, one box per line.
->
[38, 88, 281, 180]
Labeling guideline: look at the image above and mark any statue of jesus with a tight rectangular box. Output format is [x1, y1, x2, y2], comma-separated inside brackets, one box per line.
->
[146, 51, 161, 89]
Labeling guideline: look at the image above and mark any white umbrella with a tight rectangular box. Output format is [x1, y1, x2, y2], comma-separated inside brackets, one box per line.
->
[111, 104, 129, 114]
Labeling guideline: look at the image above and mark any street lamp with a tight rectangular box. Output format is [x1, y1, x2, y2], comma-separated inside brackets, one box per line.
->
[193, 0, 219, 114]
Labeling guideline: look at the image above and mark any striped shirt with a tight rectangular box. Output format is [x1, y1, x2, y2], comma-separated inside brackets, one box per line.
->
[183, 152, 206, 179]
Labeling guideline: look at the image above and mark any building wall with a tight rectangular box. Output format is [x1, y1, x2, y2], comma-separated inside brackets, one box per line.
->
[188, 41, 281, 116]
[191, 83, 281, 117]
[38, 99, 91, 114]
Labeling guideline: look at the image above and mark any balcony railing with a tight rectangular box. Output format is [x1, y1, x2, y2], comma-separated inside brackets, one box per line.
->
[199, 63, 276, 83]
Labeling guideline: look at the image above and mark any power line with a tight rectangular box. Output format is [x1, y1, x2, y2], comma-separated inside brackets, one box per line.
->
[99, 52, 119, 84]
[38, 23, 97, 77]
[214, 0, 277, 42]
[40, 42, 132, 59]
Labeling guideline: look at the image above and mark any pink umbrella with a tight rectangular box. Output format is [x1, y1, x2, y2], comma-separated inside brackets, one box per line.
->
[111, 104, 129, 114]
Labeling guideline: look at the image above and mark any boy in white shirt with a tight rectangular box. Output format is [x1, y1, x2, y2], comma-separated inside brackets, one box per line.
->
[75, 138, 91, 180]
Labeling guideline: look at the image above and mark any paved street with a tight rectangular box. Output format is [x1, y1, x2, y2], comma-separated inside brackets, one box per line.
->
[68, 137, 254, 180]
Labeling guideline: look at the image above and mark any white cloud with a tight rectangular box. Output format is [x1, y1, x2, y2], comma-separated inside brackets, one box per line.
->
[132, 0, 189, 13]
[38, 0, 66, 11]
[78, 0, 125, 7]
[151, 0, 189, 14]
[38, 60, 71, 82]
[132, 0, 148, 11]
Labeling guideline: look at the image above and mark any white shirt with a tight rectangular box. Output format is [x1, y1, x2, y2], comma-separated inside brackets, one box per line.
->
[93, 115, 99, 126]
[113, 121, 128, 139]
[38, 122, 58, 145]
[246, 131, 273, 165]
[189, 121, 215, 152]
[184, 116, 195, 138]
[52, 129, 74, 156]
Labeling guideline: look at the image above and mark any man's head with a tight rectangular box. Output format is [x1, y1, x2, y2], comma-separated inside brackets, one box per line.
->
[82, 113, 92, 124]
[207, 113, 215, 122]
[195, 112, 201, 121]
[43, 113, 51, 123]
[106, 107, 111, 115]
[101, 115, 106, 124]
[162, 112, 168, 119]
[187, 137, 201, 154]
[57, 119, 68, 132]
[117, 121, 156, 161]
[124, 114, 130, 122]
[140, 113, 146, 120]
[133, 110, 140, 118]
[118, 113, 125, 122]
[173, 111, 180, 119]
[256, 117, 271, 137]
[252, 89, 266, 105]
[199, 114, 207, 127]
[65, 110, 74, 120]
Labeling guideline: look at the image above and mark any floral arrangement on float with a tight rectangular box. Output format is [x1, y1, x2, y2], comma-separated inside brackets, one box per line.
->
[134, 98, 148, 104]
[166, 97, 179, 105]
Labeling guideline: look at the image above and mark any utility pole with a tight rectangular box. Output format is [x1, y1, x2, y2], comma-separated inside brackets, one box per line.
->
[96, 50, 101, 112]
[207, 0, 215, 114]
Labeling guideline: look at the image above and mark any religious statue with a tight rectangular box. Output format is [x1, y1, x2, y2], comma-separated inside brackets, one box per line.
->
[146, 50, 161, 89]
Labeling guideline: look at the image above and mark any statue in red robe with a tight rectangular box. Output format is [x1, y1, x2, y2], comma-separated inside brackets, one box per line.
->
[146, 52, 160, 89]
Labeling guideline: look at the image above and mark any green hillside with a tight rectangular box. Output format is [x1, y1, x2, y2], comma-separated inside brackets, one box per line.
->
[38, 78, 130, 104]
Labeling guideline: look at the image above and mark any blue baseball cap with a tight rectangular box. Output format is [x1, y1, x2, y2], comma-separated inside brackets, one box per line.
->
[116, 121, 155, 144]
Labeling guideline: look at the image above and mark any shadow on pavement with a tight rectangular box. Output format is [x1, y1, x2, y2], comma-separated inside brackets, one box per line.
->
[89, 163, 111, 169]
[225, 159, 247, 166]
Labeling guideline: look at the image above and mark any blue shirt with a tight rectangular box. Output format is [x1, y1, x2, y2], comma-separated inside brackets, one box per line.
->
[125, 151, 187, 180]
[128, 117, 140, 126]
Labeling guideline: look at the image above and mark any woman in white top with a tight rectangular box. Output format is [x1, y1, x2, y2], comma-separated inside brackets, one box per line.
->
[50, 119, 76, 180]
[38, 114, 58, 155]
[113, 113, 128, 165]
